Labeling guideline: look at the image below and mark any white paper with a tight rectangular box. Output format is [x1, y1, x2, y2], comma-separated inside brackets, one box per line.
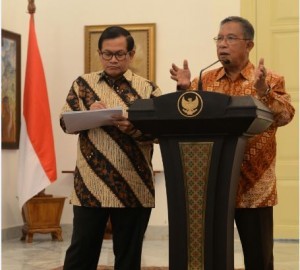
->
[62, 107, 123, 133]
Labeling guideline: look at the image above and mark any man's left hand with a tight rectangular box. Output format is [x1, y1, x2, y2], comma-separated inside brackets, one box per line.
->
[254, 58, 270, 97]
[112, 115, 136, 134]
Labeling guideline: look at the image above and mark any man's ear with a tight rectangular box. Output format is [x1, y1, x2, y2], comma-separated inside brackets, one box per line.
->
[129, 50, 135, 59]
[247, 40, 254, 52]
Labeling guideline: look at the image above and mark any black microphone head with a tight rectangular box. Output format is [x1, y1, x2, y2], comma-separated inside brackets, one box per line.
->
[220, 59, 231, 65]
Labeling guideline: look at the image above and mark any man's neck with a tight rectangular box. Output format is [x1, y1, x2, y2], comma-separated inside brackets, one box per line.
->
[224, 60, 249, 81]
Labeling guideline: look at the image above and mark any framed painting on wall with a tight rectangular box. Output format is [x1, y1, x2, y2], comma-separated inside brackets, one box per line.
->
[84, 23, 156, 81]
[1, 29, 21, 149]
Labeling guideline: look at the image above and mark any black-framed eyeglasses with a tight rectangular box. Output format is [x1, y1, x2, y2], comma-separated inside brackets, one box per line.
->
[100, 50, 130, 61]
[213, 35, 250, 45]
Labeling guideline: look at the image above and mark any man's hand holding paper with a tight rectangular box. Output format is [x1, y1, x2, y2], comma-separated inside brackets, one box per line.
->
[62, 105, 123, 133]
[90, 100, 107, 110]
[90, 101, 135, 134]
[111, 114, 136, 134]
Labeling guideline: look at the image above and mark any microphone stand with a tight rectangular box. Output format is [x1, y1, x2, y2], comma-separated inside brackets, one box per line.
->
[197, 60, 220, 90]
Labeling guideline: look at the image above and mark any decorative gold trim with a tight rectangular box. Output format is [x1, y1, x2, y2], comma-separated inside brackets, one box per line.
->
[179, 141, 213, 270]
[177, 91, 203, 117]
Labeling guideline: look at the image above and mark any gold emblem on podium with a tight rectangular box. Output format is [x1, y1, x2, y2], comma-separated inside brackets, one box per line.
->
[177, 91, 203, 117]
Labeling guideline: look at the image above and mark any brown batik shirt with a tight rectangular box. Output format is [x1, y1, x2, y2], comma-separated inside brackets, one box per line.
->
[190, 61, 295, 208]
[60, 69, 162, 208]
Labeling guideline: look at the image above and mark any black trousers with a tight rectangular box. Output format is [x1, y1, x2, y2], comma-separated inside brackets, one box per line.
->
[235, 207, 274, 270]
[63, 206, 152, 270]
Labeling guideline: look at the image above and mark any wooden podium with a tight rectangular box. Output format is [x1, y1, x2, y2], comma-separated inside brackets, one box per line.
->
[128, 90, 273, 270]
[21, 193, 66, 243]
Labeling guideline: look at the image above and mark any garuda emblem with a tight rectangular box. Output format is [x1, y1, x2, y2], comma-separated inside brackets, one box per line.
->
[177, 91, 203, 117]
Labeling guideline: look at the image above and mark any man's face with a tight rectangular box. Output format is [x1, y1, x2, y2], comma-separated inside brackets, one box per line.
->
[216, 21, 253, 66]
[99, 36, 135, 78]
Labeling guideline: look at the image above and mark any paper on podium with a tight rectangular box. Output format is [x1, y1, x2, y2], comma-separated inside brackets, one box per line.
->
[62, 107, 123, 133]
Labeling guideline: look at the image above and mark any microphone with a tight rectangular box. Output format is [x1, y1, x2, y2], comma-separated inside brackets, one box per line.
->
[197, 59, 220, 90]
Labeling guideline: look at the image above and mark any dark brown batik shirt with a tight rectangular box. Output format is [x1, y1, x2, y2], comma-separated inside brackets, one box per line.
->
[60, 69, 161, 207]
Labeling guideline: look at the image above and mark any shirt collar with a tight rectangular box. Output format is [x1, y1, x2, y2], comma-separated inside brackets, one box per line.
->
[216, 61, 254, 81]
[98, 69, 133, 83]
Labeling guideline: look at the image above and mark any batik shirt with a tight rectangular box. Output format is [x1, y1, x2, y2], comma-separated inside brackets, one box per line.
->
[60, 69, 162, 208]
[190, 61, 295, 208]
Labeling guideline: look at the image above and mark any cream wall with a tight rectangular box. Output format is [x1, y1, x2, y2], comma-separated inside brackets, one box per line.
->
[241, 0, 299, 239]
[1, 0, 240, 229]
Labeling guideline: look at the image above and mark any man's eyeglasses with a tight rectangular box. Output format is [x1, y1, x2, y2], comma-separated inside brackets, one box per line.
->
[213, 35, 250, 45]
[100, 51, 129, 61]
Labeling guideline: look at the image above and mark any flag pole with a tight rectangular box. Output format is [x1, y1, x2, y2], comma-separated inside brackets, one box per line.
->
[27, 0, 46, 198]
[25, 0, 53, 198]
[28, 0, 36, 14]
[20, 1, 65, 243]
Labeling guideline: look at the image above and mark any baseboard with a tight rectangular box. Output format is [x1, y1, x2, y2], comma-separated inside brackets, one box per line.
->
[1, 224, 74, 241]
[274, 224, 299, 239]
[145, 225, 169, 240]
[59, 224, 169, 241]
[1, 224, 168, 241]
[2, 224, 298, 242]
[1, 226, 23, 241]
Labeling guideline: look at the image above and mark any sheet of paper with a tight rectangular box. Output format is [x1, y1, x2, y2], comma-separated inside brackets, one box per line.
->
[62, 107, 123, 133]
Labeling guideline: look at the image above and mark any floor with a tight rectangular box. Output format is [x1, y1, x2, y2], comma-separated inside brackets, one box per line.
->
[1, 228, 299, 270]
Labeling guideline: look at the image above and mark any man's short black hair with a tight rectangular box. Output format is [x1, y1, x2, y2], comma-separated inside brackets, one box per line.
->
[98, 26, 135, 52]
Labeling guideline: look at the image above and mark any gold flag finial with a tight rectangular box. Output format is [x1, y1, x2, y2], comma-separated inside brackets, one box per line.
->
[28, 0, 36, 14]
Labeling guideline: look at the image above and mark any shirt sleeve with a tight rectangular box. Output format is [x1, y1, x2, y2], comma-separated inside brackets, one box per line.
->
[259, 73, 295, 127]
[59, 79, 82, 134]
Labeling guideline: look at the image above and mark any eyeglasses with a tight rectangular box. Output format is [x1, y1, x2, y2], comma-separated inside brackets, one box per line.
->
[100, 50, 129, 61]
[213, 35, 250, 45]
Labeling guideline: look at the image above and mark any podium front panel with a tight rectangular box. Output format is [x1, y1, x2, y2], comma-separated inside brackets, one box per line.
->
[179, 141, 213, 269]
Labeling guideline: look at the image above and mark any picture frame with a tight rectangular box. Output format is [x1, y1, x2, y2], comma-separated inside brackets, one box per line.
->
[84, 23, 156, 81]
[1, 29, 21, 149]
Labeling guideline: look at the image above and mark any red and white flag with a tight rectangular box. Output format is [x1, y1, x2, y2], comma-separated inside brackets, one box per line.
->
[18, 14, 57, 209]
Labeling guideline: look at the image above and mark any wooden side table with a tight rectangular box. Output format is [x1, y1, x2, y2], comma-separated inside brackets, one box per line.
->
[21, 194, 66, 243]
